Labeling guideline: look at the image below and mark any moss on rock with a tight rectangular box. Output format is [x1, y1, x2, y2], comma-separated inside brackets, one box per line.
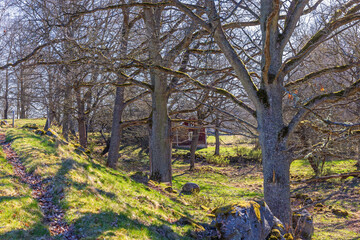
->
[332, 208, 348, 217]
[284, 233, 294, 240]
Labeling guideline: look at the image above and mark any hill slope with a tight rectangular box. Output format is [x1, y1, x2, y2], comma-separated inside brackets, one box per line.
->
[0, 119, 359, 239]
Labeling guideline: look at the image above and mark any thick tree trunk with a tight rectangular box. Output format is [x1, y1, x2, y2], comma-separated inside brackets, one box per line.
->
[149, 77, 172, 183]
[144, 4, 172, 183]
[189, 128, 200, 171]
[107, 86, 125, 168]
[258, 108, 291, 227]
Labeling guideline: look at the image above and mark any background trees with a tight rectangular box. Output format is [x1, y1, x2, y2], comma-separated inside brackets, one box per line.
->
[0, 0, 359, 229]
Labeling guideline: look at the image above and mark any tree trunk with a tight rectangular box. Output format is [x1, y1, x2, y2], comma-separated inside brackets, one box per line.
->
[357, 140, 360, 170]
[144, 4, 172, 183]
[4, 68, 9, 119]
[189, 128, 200, 171]
[44, 107, 51, 131]
[76, 88, 87, 148]
[214, 118, 220, 156]
[149, 73, 172, 183]
[62, 78, 72, 141]
[258, 107, 291, 227]
[106, 6, 129, 168]
[107, 86, 125, 168]
[19, 69, 26, 119]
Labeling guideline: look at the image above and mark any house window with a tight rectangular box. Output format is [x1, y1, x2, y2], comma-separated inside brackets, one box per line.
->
[188, 131, 193, 141]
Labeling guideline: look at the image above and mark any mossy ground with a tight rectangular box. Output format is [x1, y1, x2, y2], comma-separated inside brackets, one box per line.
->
[0, 137, 49, 239]
[0, 119, 359, 239]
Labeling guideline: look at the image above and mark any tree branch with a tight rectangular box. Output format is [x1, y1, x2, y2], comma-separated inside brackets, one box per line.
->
[0, 39, 65, 70]
[287, 78, 360, 137]
[285, 62, 360, 89]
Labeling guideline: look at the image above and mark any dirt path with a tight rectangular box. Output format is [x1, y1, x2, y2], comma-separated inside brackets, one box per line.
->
[0, 132, 77, 239]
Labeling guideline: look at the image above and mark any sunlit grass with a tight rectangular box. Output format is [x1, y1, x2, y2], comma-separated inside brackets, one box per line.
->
[0, 143, 49, 239]
[4, 126, 197, 239]
[1, 119, 359, 239]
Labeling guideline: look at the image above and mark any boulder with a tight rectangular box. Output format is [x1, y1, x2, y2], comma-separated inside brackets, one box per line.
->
[22, 123, 38, 129]
[181, 182, 200, 194]
[331, 208, 348, 217]
[34, 129, 46, 135]
[212, 201, 287, 240]
[292, 209, 314, 240]
[45, 129, 59, 138]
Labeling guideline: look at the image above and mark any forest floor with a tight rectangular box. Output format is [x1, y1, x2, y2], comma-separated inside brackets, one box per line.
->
[0, 119, 359, 239]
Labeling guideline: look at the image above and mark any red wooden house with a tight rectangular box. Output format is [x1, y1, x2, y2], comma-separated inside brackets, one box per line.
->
[173, 118, 207, 149]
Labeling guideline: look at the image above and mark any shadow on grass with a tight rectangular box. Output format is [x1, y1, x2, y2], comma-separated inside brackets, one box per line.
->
[0, 195, 22, 203]
[0, 211, 183, 240]
[0, 223, 50, 240]
[1, 130, 188, 240]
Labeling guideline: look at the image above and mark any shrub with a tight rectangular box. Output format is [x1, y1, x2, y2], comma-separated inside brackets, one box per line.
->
[206, 155, 230, 166]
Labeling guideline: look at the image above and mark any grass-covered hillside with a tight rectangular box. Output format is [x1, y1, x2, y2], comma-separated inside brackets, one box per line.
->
[0, 119, 359, 239]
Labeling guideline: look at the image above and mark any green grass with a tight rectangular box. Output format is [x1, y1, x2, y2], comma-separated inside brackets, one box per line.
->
[0, 140, 49, 239]
[2, 127, 200, 239]
[291, 159, 360, 239]
[0, 118, 46, 129]
[1, 120, 359, 239]
[291, 159, 358, 179]
[206, 135, 247, 145]
[172, 163, 263, 210]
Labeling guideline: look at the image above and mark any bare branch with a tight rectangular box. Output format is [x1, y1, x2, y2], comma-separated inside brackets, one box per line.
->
[285, 62, 360, 89]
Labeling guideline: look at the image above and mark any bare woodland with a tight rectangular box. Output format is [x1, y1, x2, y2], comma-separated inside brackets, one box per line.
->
[0, 0, 359, 232]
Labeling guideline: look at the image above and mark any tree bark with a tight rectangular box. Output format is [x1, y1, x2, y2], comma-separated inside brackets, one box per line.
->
[44, 107, 51, 131]
[19, 68, 26, 119]
[149, 72, 172, 183]
[76, 87, 87, 148]
[258, 106, 291, 227]
[144, 3, 172, 183]
[4, 68, 9, 119]
[189, 128, 200, 171]
[214, 118, 220, 156]
[107, 86, 125, 168]
[44, 71, 54, 131]
[62, 74, 72, 141]
[106, 6, 129, 168]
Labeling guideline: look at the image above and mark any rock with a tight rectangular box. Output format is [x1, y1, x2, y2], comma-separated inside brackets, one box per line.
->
[212, 201, 286, 240]
[292, 209, 314, 240]
[314, 203, 325, 212]
[294, 193, 309, 200]
[164, 186, 177, 194]
[181, 182, 200, 194]
[34, 129, 46, 135]
[332, 208, 348, 217]
[283, 233, 294, 240]
[46, 129, 59, 138]
[315, 203, 324, 208]
[304, 197, 313, 205]
[0, 120, 8, 126]
[75, 146, 90, 155]
[22, 123, 38, 129]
